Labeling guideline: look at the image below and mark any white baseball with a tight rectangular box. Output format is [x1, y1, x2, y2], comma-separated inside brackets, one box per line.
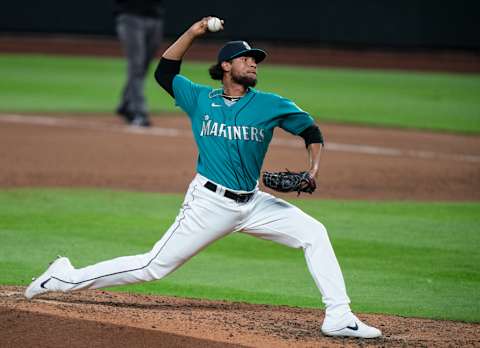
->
[207, 17, 222, 32]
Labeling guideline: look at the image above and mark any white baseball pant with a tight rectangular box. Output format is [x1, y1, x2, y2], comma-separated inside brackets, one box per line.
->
[49, 174, 352, 322]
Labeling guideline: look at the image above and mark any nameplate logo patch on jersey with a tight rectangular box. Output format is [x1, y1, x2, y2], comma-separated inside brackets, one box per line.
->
[200, 115, 265, 142]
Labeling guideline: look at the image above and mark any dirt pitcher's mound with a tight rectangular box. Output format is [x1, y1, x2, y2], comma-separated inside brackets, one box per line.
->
[1, 286, 479, 347]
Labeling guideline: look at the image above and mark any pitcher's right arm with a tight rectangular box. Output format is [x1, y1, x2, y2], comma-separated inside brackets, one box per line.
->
[155, 17, 223, 97]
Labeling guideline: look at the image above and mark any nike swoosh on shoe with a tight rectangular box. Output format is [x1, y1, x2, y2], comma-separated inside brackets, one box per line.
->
[346, 323, 359, 331]
[40, 278, 51, 289]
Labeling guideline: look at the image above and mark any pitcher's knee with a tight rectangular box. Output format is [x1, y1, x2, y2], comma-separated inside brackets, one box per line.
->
[306, 221, 329, 246]
[145, 255, 186, 280]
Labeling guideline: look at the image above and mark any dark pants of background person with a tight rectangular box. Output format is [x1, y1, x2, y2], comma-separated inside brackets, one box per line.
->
[116, 13, 164, 126]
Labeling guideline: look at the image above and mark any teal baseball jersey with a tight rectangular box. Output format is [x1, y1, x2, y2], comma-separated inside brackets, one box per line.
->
[172, 74, 314, 191]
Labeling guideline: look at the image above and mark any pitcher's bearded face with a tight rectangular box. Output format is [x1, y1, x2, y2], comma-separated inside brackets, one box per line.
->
[230, 56, 258, 88]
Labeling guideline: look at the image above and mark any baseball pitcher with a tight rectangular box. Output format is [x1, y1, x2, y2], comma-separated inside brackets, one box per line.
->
[25, 17, 381, 339]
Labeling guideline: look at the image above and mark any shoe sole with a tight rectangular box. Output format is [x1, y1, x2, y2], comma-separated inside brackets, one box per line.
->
[322, 329, 382, 339]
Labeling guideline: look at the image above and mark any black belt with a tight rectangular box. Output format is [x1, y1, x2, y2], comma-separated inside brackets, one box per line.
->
[204, 181, 254, 203]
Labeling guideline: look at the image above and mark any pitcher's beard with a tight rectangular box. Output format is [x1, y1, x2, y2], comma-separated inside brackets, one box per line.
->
[232, 72, 257, 88]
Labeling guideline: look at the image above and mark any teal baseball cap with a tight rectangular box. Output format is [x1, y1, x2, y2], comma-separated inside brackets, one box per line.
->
[217, 41, 267, 63]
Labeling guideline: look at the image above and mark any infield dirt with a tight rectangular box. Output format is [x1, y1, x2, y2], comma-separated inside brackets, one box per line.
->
[1, 114, 479, 201]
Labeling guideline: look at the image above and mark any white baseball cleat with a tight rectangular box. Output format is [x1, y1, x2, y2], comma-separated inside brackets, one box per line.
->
[24, 256, 73, 300]
[322, 315, 382, 338]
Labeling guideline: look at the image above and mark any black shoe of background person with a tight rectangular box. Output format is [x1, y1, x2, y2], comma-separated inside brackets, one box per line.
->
[116, 104, 134, 124]
[131, 114, 151, 127]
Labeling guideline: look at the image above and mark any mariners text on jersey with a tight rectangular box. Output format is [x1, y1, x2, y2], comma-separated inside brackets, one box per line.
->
[172, 74, 314, 191]
[200, 115, 265, 142]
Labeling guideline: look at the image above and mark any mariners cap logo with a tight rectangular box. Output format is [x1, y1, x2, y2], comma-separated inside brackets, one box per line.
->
[217, 40, 267, 63]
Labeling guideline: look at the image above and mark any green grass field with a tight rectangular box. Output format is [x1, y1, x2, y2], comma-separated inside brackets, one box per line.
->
[0, 54, 479, 133]
[1, 189, 479, 323]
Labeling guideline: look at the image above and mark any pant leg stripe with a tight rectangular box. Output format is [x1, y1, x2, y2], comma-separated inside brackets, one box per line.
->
[52, 185, 198, 285]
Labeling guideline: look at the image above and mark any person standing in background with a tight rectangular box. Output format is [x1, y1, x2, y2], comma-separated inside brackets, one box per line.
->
[114, 0, 165, 127]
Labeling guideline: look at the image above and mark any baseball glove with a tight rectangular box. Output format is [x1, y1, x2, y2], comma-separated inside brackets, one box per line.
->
[262, 170, 316, 195]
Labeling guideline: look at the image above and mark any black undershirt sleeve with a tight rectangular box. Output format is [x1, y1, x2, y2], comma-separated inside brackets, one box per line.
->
[299, 124, 324, 148]
[154, 57, 181, 98]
